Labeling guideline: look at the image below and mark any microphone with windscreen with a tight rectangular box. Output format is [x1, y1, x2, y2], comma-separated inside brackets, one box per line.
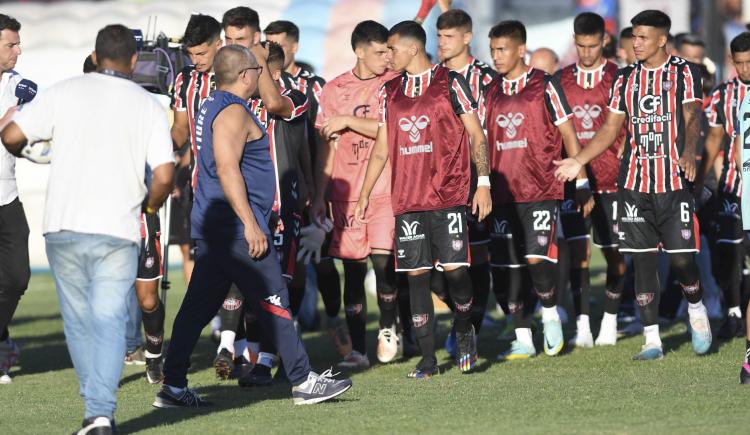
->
[15, 79, 37, 105]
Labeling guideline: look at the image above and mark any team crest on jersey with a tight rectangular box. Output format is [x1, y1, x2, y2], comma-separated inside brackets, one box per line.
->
[399, 115, 430, 143]
[572, 104, 602, 130]
[145, 256, 154, 269]
[496, 113, 525, 138]
[662, 81, 673, 91]
[452, 239, 463, 252]
[681, 229, 692, 240]
[537, 235, 549, 246]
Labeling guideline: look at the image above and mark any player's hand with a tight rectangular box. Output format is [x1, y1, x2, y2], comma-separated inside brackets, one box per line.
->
[354, 196, 369, 225]
[472, 186, 492, 222]
[244, 222, 269, 259]
[553, 157, 583, 182]
[678, 152, 697, 182]
[320, 116, 350, 140]
[617, 144, 625, 160]
[575, 188, 594, 218]
[250, 43, 270, 64]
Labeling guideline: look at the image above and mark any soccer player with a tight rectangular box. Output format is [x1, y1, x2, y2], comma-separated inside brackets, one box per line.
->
[555, 12, 626, 347]
[311, 20, 399, 367]
[617, 27, 636, 66]
[696, 31, 750, 339]
[355, 21, 492, 378]
[482, 20, 589, 360]
[555, 10, 712, 360]
[156, 45, 352, 407]
[435, 8, 496, 356]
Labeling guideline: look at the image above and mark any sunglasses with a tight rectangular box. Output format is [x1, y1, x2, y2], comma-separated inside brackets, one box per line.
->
[240, 65, 263, 77]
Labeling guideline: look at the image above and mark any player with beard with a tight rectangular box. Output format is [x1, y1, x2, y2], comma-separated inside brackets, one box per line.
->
[435, 9, 496, 358]
[311, 21, 401, 367]
[696, 32, 750, 340]
[555, 12, 627, 347]
[355, 21, 491, 378]
[555, 10, 712, 360]
[483, 20, 590, 360]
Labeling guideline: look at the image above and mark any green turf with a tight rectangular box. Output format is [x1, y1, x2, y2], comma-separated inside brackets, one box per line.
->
[1, 251, 747, 434]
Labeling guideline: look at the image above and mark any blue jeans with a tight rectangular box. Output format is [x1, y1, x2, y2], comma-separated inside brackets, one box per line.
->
[46, 231, 138, 420]
[125, 288, 143, 352]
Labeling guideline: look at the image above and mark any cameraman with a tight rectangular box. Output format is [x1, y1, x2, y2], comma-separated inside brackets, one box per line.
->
[0, 13, 29, 385]
[0, 25, 174, 433]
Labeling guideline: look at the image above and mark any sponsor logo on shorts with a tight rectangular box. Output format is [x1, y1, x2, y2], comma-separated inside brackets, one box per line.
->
[397, 249, 405, 258]
[145, 256, 154, 269]
[454, 298, 473, 313]
[412, 313, 429, 328]
[492, 219, 511, 238]
[399, 220, 425, 242]
[719, 199, 740, 218]
[561, 199, 577, 215]
[621, 202, 645, 223]
[635, 293, 654, 306]
[681, 229, 692, 240]
[537, 235, 549, 246]
[223, 297, 242, 311]
[451, 239, 464, 251]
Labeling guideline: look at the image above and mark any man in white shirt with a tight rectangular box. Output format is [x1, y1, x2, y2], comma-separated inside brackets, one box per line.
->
[0, 24, 174, 434]
[0, 14, 29, 386]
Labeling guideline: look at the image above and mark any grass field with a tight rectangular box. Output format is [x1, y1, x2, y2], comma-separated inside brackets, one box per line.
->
[1, 251, 748, 434]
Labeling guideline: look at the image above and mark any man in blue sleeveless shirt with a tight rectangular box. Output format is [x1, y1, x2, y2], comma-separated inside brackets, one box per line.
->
[155, 45, 352, 407]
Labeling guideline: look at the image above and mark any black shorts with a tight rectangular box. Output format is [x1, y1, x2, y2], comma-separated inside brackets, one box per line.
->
[394, 206, 470, 272]
[137, 212, 163, 281]
[714, 192, 744, 244]
[489, 200, 559, 267]
[468, 212, 490, 245]
[559, 197, 591, 242]
[590, 192, 619, 248]
[168, 195, 192, 246]
[273, 213, 301, 280]
[617, 189, 699, 253]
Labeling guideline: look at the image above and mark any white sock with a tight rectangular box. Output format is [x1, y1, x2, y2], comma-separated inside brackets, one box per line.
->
[541, 306, 560, 322]
[729, 306, 742, 318]
[219, 330, 236, 354]
[601, 312, 618, 327]
[576, 314, 591, 334]
[515, 328, 533, 346]
[234, 339, 248, 359]
[643, 324, 662, 347]
[688, 301, 707, 318]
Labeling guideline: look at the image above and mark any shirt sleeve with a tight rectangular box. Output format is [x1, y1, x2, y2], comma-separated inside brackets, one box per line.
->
[170, 70, 186, 111]
[608, 69, 627, 114]
[377, 83, 388, 126]
[706, 86, 724, 128]
[448, 71, 477, 116]
[146, 101, 175, 169]
[13, 85, 56, 143]
[281, 88, 309, 122]
[314, 88, 330, 129]
[543, 75, 573, 126]
[682, 61, 703, 104]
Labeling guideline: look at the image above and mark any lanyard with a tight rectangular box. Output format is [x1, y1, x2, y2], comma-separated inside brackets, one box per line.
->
[99, 69, 131, 80]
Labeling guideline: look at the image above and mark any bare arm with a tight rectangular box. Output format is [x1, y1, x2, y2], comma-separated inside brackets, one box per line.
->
[0, 120, 27, 156]
[694, 125, 724, 193]
[354, 124, 389, 223]
[735, 133, 742, 170]
[214, 105, 268, 258]
[558, 120, 586, 179]
[554, 111, 626, 181]
[459, 111, 492, 220]
[679, 101, 702, 182]
[147, 162, 175, 211]
[171, 109, 190, 151]
[251, 46, 294, 119]
[320, 115, 379, 140]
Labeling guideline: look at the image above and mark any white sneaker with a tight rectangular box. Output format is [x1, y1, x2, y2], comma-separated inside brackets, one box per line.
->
[569, 330, 594, 348]
[377, 326, 399, 363]
[0, 369, 11, 384]
[595, 320, 618, 346]
[337, 350, 370, 369]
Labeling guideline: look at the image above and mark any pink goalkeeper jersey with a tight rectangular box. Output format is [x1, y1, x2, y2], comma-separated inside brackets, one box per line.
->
[316, 69, 398, 202]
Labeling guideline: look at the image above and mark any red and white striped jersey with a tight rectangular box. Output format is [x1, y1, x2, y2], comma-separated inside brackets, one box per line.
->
[609, 55, 702, 193]
[444, 56, 497, 105]
[171, 66, 215, 188]
[706, 77, 749, 197]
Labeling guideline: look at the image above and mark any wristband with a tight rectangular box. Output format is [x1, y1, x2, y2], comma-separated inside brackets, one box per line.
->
[477, 176, 491, 188]
[146, 205, 157, 214]
[575, 178, 590, 190]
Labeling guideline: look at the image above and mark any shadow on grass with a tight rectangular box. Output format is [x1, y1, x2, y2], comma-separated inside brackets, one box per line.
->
[11, 313, 62, 326]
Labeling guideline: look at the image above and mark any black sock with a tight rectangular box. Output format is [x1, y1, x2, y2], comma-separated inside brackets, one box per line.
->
[468, 262, 490, 333]
[344, 261, 368, 354]
[397, 273, 412, 337]
[408, 273, 435, 361]
[570, 268, 590, 317]
[219, 285, 245, 332]
[371, 254, 398, 328]
[633, 253, 660, 325]
[0, 327, 8, 342]
[528, 261, 557, 308]
[444, 267, 474, 334]
[603, 267, 625, 315]
[316, 259, 342, 318]
[288, 283, 305, 317]
[142, 299, 165, 356]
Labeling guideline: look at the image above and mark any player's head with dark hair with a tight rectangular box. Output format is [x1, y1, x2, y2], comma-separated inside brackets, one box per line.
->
[629, 10, 671, 61]
[93, 24, 137, 70]
[572, 12, 606, 68]
[0, 14, 21, 72]
[574, 12, 604, 37]
[618, 27, 635, 64]
[674, 33, 704, 63]
[261, 40, 286, 79]
[488, 20, 526, 74]
[183, 14, 222, 73]
[603, 32, 617, 60]
[620, 26, 633, 40]
[436, 9, 473, 63]
[350, 21, 390, 76]
[222, 6, 261, 48]
[699, 63, 715, 97]
[264, 20, 300, 70]
[387, 21, 427, 71]
[83, 54, 96, 73]
[214, 44, 259, 90]
[731, 32, 750, 81]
